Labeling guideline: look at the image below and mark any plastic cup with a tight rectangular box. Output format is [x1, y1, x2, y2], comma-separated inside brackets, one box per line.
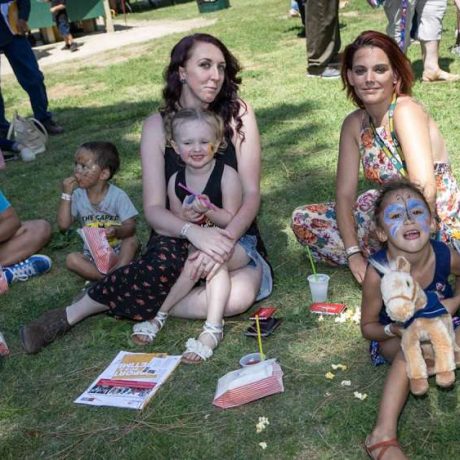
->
[307, 274, 330, 303]
[239, 352, 263, 367]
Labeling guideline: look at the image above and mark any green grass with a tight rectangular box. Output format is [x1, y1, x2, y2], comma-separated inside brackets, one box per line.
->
[1, 1, 460, 458]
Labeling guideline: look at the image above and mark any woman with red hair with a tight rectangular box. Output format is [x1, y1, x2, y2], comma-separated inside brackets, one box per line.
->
[291, 30, 460, 284]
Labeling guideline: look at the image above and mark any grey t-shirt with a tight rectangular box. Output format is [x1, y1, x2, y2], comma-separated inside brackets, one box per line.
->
[71, 184, 138, 248]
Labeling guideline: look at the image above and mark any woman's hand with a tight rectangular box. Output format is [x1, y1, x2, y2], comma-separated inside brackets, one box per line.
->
[187, 251, 221, 281]
[348, 252, 368, 284]
[187, 225, 234, 264]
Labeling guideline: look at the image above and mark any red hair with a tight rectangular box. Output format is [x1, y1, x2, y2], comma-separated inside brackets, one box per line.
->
[341, 30, 414, 108]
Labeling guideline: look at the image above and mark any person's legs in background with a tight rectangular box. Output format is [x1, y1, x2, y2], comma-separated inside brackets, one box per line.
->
[305, 0, 341, 78]
[417, 0, 460, 81]
[1, 37, 64, 134]
[383, 0, 416, 52]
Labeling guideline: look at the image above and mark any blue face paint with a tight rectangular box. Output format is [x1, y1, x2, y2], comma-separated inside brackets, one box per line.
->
[382, 196, 430, 238]
[383, 203, 405, 238]
[406, 198, 430, 234]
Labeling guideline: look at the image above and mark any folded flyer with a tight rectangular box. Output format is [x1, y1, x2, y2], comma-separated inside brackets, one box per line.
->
[74, 351, 181, 410]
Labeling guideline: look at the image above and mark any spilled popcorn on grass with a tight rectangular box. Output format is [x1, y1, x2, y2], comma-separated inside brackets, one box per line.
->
[341, 380, 351, 386]
[325, 371, 335, 380]
[259, 442, 268, 450]
[335, 307, 361, 324]
[354, 391, 368, 401]
[331, 363, 347, 371]
[256, 417, 270, 433]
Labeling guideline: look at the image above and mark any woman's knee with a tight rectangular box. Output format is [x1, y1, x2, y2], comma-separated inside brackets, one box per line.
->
[66, 252, 82, 271]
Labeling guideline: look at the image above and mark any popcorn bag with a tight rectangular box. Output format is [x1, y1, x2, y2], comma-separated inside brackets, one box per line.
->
[0, 266, 8, 294]
[213, 359, 284, 409]
[78, 227, 118, 274]
[0, 332, 10, 357]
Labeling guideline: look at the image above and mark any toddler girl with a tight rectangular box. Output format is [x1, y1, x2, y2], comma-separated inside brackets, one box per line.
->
[132, 108, 271, 363]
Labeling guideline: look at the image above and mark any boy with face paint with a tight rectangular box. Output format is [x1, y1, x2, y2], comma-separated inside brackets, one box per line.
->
[57, 141, 138, 281]
[360, 179, 460, 459]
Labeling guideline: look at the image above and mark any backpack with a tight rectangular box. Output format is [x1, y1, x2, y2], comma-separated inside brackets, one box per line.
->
[7, 112, 48, 155]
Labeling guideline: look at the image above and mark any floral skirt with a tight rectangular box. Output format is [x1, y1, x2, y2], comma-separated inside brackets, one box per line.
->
[291, 163, 460, 264]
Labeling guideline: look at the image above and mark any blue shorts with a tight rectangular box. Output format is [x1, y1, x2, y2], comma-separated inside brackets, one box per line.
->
[369, 316, 460, 366]
[56, 12, 70, 37]
[238, 234, 273, 301]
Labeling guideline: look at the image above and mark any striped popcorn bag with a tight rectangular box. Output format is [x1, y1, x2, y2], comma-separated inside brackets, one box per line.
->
[78, 227, 119, 274]
[0, 332, 9, 356]
[0, 265, 8, 294]
[213, 359, 284, 409]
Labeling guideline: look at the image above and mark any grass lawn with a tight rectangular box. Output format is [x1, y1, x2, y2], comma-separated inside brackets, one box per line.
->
[1, 1, 460, 458]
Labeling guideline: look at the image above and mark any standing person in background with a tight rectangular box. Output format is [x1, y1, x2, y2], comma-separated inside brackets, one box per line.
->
[0, 0, 64, 136]
[305, 0, 341, 78]
[47, 0, 78, 52]
[383, 0, 460, 81]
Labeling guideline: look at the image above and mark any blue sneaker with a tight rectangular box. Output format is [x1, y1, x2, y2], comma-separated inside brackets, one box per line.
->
[3, 254, 52, 284]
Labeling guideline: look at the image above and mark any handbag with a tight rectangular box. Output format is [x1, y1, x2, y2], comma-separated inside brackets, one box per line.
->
[7, 112, 48, 155]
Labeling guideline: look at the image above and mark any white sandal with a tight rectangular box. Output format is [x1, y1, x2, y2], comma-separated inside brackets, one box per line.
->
[131, 311, 168, 345]
[182, 321, 223, 364]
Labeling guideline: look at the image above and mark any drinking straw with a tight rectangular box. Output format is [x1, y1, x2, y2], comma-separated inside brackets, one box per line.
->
[255, 315, 265, 361]
[178, 182, 217, 210]
[305, 245, 317, 278]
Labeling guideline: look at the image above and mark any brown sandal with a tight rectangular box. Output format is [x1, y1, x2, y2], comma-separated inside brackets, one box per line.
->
[365, 437, 402, 460]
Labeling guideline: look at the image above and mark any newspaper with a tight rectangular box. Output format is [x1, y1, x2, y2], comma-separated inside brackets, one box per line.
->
[75, 351, 181, 410]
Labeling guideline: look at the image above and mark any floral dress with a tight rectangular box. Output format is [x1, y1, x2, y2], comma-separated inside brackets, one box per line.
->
[291, 108, 460, 265]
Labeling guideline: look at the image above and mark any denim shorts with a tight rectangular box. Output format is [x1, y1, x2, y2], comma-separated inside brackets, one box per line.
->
[56, 12, 70, 37]
[238, 234, 273, 301]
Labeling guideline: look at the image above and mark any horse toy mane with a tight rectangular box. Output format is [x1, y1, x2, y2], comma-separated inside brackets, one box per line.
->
[379, 256, 459, 395]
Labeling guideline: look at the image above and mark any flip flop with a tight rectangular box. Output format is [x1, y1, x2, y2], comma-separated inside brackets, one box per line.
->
[365, 437, 402, 460]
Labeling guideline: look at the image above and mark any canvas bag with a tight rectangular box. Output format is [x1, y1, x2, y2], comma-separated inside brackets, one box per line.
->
[78, 227, 119, 274]
[7, 112, 48, 155]
[213, 359, 284, 409]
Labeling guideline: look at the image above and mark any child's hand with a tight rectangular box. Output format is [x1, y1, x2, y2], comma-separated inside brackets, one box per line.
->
[182, 198, 205, 223]
[62, 176, 78, 194]
[191, 194, 212, 214]
[105, 226, 118, 239]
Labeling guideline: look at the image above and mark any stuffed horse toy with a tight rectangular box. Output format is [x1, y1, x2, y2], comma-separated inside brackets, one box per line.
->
[380, 256, 460, 395]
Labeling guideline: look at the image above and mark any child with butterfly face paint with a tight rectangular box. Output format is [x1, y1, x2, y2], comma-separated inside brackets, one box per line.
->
[360, 179, 460, 460]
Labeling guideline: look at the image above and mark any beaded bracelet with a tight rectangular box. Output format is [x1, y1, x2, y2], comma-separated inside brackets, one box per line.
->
[61, 193, 72, 201]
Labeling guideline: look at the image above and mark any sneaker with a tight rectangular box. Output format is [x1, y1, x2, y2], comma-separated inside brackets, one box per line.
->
[41, 118, 64, 135]
[3, 254, 52, 284]
[69, 42, 79, 52]
[61, 44, 70, 51]
[307, 66, 341, 79]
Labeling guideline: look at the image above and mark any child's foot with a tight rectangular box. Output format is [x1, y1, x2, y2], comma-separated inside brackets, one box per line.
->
[182, 322, 223, 364]
[131, 311, 168, 345]
[365, 435, 408, 460]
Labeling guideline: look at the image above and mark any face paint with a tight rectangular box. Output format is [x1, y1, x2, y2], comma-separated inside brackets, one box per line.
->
[382, 194, 430, 238]
[74, 163, 98, 175]
[406, 198, 430, 234]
